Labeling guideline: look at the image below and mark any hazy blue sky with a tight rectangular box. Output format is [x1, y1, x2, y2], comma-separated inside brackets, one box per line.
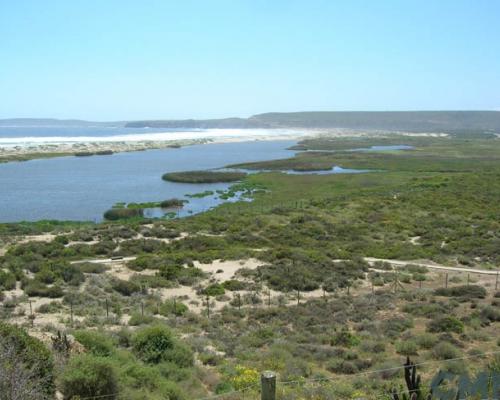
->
[1, 0, 499, 120]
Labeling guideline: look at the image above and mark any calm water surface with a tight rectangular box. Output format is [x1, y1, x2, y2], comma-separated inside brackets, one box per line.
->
[0, 141, 296, 222]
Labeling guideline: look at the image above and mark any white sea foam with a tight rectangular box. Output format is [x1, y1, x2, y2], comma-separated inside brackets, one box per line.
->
[0, 129, 313, 147]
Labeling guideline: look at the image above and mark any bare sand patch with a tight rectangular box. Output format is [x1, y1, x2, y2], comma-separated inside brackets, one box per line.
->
[193, 258, 264, 282]
[18, 233, 57, 244]
[105, 262, 157, 281]
[151, 259, 265, 313]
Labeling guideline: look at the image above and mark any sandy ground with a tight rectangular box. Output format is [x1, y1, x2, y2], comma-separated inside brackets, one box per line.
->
[364, 257, 500, 274]
[4, 254, 498, 339]
[193, 258, 263, 281]
[0, 127, 449, 163]
[155, 258, 266, 313]
[0, 128, 314, 162]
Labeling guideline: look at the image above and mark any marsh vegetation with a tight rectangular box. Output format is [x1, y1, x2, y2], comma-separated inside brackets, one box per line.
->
[162, 170, 247, 183]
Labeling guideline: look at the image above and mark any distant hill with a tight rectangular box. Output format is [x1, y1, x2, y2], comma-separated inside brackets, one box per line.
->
[126, 111, 500, 132]
[0, 118, 123, 127]
[125, 118, 269, 129]
[3, 111, 500, 132]
[249, 111, 500, 132]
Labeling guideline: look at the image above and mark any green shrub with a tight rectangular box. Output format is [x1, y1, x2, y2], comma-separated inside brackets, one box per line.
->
[74, 330, 115, 357]
[330, 329, 361, 347]
[434, 285, 486, 299]
[202, 283, 225, 297]
[162, 170, 246, 183]
[36, 301, 62, 314]
[381, 317, 414, 337]
[104, 208, 143, 221]
[395, 340, 419, 356]
[427, 316, 464, 334]
[61, 354, 118, 400]
[432, 342, 461, 360]
[415, 333, 438, 349]
[23, 280, 64, 298]
[132, 325, 175, 364]
[0, 322, 55, 396]
[133, 325, 192, 367]
[128, 313, 156, 326]
[359, 340, 386, 353]
[222, 279, 248, 291]
[160, 198, 186, 208]
[160, 342, 193, 368]
[0, 270, 16, 290]
[78, 262, 108, 273]
[480, 306, 500, 323]
[158, 300, 188, 316]
[112, 279, 142, 296]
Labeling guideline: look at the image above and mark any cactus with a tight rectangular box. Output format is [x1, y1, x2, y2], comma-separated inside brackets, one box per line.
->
[51, 331, 71, 358]
[392, 357, 430, 400]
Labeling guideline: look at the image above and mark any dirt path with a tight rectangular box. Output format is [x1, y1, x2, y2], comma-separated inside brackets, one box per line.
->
[70, 256, 137, 264]
[364, 257, 499, 275]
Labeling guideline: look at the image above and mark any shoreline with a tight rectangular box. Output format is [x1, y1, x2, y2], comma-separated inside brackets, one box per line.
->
[0, 128, 449, 164]
[0, 129, 318, 163]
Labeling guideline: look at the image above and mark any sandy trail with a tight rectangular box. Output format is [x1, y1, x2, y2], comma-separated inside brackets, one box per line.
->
[193, 258, 264, 281]
[364, 257, 499, 275]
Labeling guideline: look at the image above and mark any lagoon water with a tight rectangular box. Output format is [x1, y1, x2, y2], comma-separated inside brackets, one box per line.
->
[0, 140, 296, 222]
[0, 139, 401, 223]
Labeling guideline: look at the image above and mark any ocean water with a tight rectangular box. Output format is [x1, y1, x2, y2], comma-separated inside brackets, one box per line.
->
[0, 127, 308, 146]
[0, 126, 181, 139]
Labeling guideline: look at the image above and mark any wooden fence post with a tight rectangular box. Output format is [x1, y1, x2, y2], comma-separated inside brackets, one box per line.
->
[445, 273, 448, 288]
[496, 272, 499, 290]
[261, 371, 276, 400]
[105, 298, 109, 321]
[29, 300, 34, 327]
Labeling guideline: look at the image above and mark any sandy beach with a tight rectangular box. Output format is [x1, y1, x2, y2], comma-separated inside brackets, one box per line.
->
[0, 128, 450, 163]
[0, 128, 318, 162]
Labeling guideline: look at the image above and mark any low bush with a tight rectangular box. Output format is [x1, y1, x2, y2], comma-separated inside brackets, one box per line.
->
[61, 354, 118, 400]
[202, 283, 225, 297]
[160, 198, 186, 208]
[0, 322, 55, 396]
[432, 342, 461, 360]
[158, 300, 188, 316]
[0, 270, 16, 290]
[132, 325, 193, 367]
[427, 316, 464, 334]
[480, 306, 500, 323]
[23, 280, 64, 298]
[128, 313, 156, 326]
[395, 339, 419, 356]
[330, 329, 360, 348]
[78, 262, 108, 274]
[111, 279, 142, 296]
[415, 333, 438, 349]
[104, 208, 143, 221]
[73, 330, 115, 357]
[434, 285, 486, 299]
[222, 279, 248, 291]
[133, 325, 173, 364]
[162, 170, 246, 183]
